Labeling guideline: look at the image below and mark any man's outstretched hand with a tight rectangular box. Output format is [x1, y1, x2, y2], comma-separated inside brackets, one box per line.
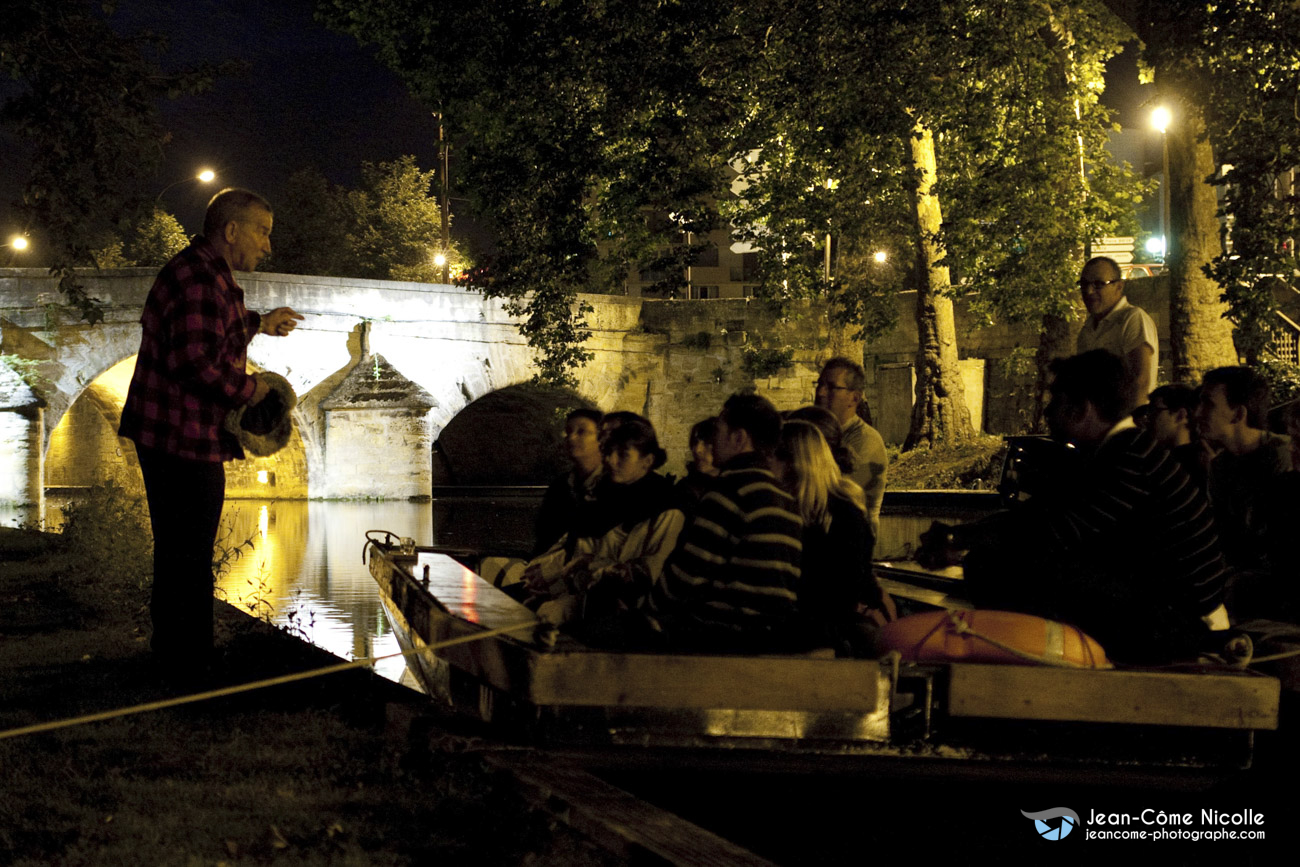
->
[260, 307, 304, 337]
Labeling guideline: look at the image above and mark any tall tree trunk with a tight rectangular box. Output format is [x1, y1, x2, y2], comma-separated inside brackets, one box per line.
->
[904, 121, 973, 450]
[1033, 312, 1075, 432]
[1163, 95, 1238, 382]
[1103, 1, 1239, 383]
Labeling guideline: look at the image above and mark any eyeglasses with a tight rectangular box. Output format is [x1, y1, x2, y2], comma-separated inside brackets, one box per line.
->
[1078, 278, 1120, 290]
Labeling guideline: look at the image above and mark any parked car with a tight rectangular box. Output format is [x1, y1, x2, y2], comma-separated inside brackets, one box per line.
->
[1121, 263, 1164, 279]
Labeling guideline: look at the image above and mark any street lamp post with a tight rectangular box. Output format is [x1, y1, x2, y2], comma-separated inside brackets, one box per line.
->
[435, 113, 451, 285]
[1152, 106, 1171, 262]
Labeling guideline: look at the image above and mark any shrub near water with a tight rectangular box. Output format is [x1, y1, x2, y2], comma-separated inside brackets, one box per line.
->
[58, 481, 153, 596]
[886, 435, 1007, 490]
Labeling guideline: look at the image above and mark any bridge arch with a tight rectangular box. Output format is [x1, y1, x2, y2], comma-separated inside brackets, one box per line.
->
[43, 356, 311, 502]
[4, 267, 831, 512]
[432, 382, 598, 486]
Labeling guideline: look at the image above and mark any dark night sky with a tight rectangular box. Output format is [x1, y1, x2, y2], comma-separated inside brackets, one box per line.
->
[1, 0, 442, 241]
[1, 2, 1156, 249]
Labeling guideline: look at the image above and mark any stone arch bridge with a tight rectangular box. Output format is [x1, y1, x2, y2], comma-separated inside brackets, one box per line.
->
[1, 268, 829, 515]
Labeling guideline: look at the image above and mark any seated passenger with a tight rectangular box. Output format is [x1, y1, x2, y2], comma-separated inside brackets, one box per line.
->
[522, 416, 685, 627]
[675, 416, 720, 512]
[532, 408, 603, 557]
[1263, 402, 1300, 620]
[1195, 366, 1293, 582]
[648, 393, 803, 651]
[1146, 383, 1204, 491]
[918, 350, 1230, 663]
[774, 420, 893, 653]
[785, 405, 856, 478]
[599, 410, 643, 447]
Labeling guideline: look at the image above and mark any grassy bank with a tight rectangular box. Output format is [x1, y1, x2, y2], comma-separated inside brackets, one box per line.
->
[0, 526, 618, 866]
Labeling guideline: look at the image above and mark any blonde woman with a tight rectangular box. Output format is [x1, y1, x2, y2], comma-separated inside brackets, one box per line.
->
[774, 420, 894, 651]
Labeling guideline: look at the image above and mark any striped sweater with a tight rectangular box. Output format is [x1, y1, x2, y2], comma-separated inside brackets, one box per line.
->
[650, 451, 803, 639]
[1028, 425, 1229, 620]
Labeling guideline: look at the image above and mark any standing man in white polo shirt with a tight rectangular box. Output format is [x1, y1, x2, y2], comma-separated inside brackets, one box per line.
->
[1076, 255, 1158, 412]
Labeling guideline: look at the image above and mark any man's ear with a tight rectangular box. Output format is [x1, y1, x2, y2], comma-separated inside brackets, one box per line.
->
[1174, 407, 1189, 425]
[1230, 403, 1247, 425]
[222, 221, 240, 244]
[731, 426, 753, 453]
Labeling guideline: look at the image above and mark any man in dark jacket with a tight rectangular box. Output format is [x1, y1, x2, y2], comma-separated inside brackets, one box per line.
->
[921, 350, 1230, 662]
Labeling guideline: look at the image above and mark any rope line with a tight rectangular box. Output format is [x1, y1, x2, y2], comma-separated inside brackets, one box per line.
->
[942, 610, 1104, 669]
[0, 620, 538, 743]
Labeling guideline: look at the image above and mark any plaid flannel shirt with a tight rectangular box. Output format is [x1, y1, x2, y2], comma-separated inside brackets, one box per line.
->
[119, 237, 261, 462]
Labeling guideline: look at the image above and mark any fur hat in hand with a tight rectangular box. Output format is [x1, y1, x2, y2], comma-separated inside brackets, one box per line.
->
[224, 371, 297, 457]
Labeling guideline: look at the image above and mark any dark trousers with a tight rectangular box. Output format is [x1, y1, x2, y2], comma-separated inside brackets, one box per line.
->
[136, 445, 226, 663]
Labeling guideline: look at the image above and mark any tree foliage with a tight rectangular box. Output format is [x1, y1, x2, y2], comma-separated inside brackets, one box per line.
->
[322, 0, 738, 385]
[1189, 2, 1300, 363]
[269, 157, 469, 283]
[323, 0, 1147, 397]
[728, 1, 1142, 326]
[90, 209, 187, 268]
[0, 0, 218, 322]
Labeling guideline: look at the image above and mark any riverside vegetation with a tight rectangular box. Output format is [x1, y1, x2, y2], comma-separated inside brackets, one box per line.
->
[0, 485, 621, 866]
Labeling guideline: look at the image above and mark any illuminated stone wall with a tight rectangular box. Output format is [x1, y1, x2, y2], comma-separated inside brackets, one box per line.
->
[0, 363, 43, 516]
[859, 277, 1171, 439]
[4, 268, 1174, 497]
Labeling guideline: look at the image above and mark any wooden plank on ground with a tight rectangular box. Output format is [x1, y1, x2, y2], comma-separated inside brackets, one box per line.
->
[946, 664, 1280, 730]
[484, 751, 778, 866]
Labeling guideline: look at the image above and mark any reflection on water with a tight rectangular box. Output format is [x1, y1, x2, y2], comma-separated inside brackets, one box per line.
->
[217, 500, 432, 683]
[216, 495, 541, 685]
[7, 489, 987, 687]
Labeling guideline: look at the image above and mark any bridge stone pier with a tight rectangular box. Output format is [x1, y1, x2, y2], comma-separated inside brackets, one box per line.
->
[1, 267, 833, 516]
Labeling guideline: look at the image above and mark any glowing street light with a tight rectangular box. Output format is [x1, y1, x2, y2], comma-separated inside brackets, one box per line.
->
[1150, 106, 1171, 135]
[156, 168, 217, 202]
[873, 250, 888, 264]
[433, 252, 448, 269]
[3, 234, 31, 266]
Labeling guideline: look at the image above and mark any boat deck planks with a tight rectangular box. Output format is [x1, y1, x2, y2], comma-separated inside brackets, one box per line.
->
[376, 550, 884, 712]
[947, 664, 1280, 730]
[370, 544, 1282, 759]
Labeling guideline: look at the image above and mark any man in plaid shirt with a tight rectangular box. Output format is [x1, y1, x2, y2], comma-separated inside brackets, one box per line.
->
[119, 188, 303, 672]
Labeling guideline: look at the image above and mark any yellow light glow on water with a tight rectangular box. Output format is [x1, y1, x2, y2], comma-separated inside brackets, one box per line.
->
[258, 505, 269, 540]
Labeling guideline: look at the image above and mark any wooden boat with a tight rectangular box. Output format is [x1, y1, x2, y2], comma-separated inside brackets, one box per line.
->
[366, 532, 1281, 774]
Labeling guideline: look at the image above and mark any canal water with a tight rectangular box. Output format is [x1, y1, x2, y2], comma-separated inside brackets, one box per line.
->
[211, 492, 966, 685]
[214, 494, 541, 685]
[4, 491, 980, 687]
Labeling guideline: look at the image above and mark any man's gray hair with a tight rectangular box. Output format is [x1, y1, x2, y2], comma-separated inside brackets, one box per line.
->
[204, 188, 272, 239]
